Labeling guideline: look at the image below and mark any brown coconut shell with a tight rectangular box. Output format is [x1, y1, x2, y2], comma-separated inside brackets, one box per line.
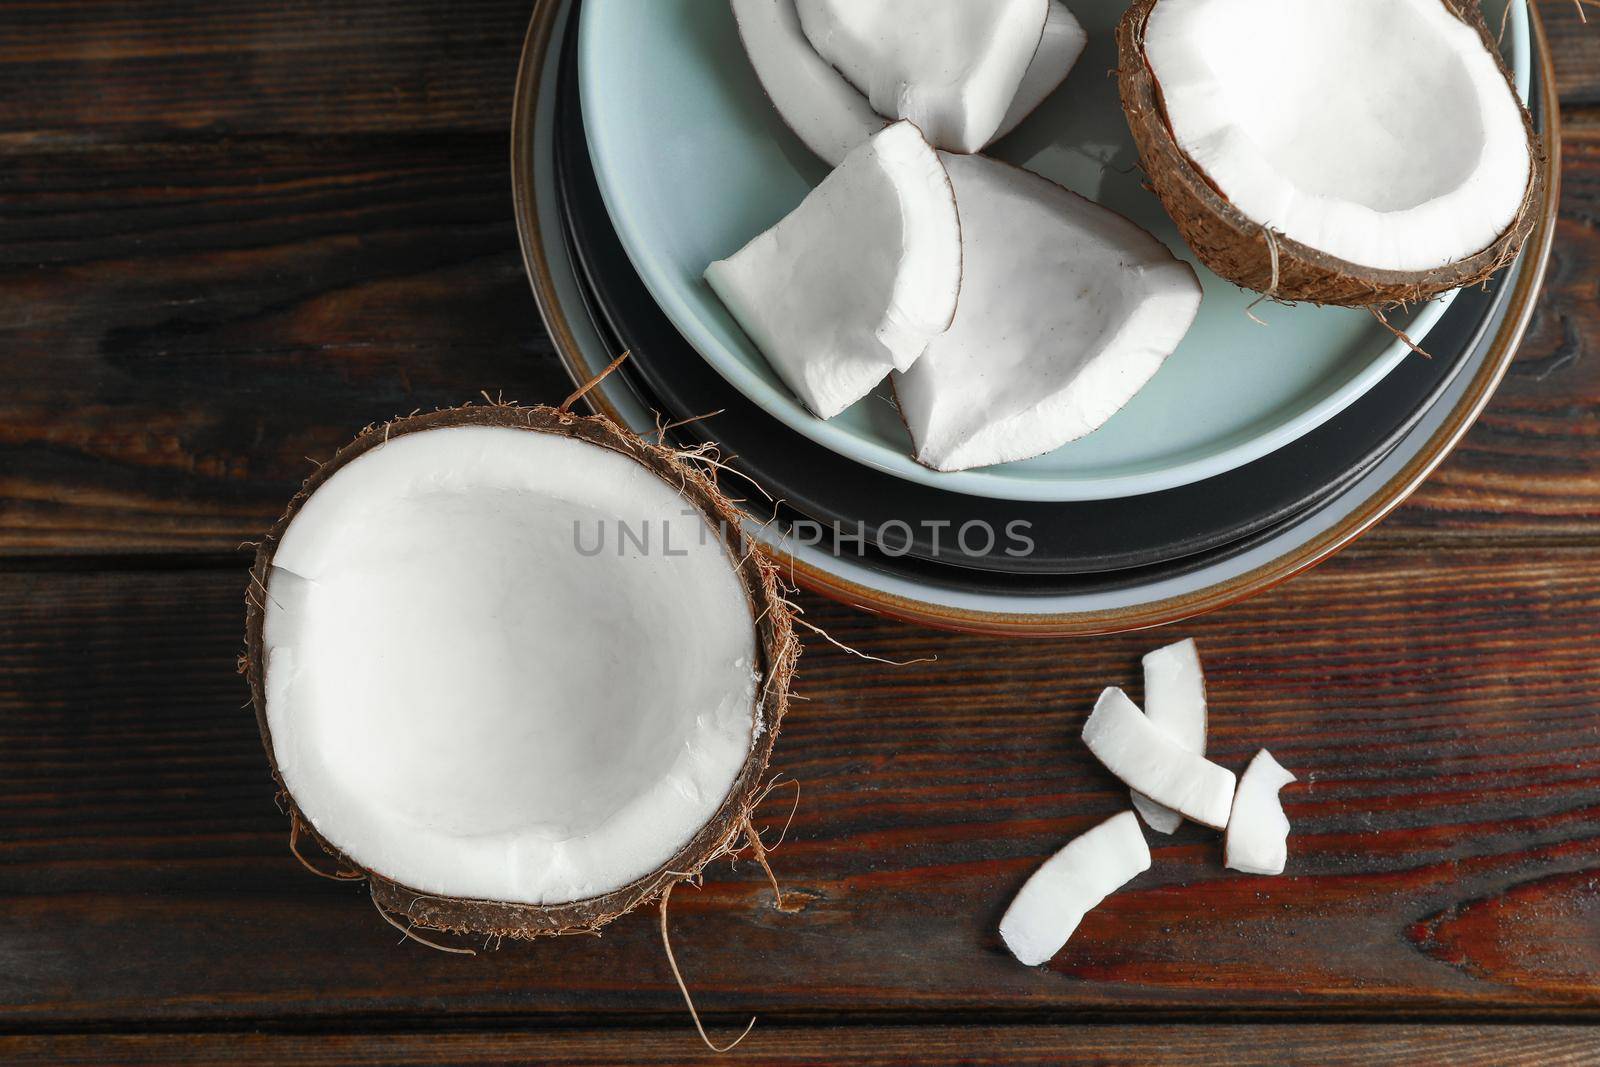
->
[242, 403, 799, 941]
[1117, 0, 1545, 307]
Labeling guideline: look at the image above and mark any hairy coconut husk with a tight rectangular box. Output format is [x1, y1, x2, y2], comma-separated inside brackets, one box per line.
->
[243, 402, 799, 941]
[1116, 0, 1545, 308]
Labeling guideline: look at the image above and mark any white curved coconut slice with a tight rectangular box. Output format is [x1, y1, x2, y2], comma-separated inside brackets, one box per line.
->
[729, 0, 887, 167]
[795, 0, 1049, 154]
[1130, 638, 1209, 834]
[894, 154, 1202, 473]
[262, 427, 760, 905]
[732, 0, 1085, 166]
[1082, 687, 1235, 830]
[999, 811, 1151, 967]
[996, 1, 1088, 143]
[705, 120, 961, 419]
[1225, 749, 1296, 876]
[1143, 0, 1532, 273]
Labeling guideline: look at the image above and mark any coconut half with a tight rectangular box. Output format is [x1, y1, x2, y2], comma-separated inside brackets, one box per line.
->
[1130, 639, 1209, 834]
[1118, 0, 1542, 305]
[795, 0, 1050, 154]
[1225, 749, 1296, 876]
[999, 810, 1151, 966]
[732, 0, 1086, 166]
[244, 406, 797, 938]
[894, 154, 1202, 473]
[1082, 687, 1236, 830]
[706, 120, 962, 419]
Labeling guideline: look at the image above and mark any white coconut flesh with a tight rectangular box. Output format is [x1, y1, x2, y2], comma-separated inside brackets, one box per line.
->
[998, 1, 1089, 144]
[894, 154, 1202, 473]
[1225, 749, 1296, 876]
[1130, 639, 1209, 835]
[705, 120, 961, 419]
[1143, 0, 1532, 273]
[999, 811, 1151, 967]
[732, 0, 1085, 166]
[795, 0, 1050, 155]
[729, 0, 887, 167]
[261, 427, 761, 906]
[1082, 687, 1236, 830]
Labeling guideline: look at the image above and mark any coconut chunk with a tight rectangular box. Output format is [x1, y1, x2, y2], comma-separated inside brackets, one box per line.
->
[729, 0, 887, 166]
[996, 0, 1088, 143]
[261, 425, 762, 907]
[795, 0, 1049, 154]
[1082, 687, 1235, 830]
[893, 154, 1202, 472]
[999, 811, 1151, 966]
[1130, 639, 1209, 834]
[705, 120, 962, 419]
[1139, 0, 1533, 276]
[733, 0, 1085, 166]
[1225, 749, 1296, 876]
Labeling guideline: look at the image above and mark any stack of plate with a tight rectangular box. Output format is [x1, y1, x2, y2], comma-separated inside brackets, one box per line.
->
[512, 0, 1558, 636]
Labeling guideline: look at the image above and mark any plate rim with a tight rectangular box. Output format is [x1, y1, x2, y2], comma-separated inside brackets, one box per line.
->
[572, 0, 1529, 502]
[513, 0, 1561, 636]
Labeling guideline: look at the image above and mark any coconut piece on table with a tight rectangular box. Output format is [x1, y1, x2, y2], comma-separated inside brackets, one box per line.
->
[1119, 0, 1540, 306]
[999, 810, 1151, 967]
[1082, 687, 1236, 830]
[705, 120, 961, 420]
[794, 0, 1050, 155]
[246, 407, 797, 938]
[732, 0, 1086, 166]
[1130, 638, 1209, 834]
[1225, 749, 1296, 876]
[893, 154, 1202, 473]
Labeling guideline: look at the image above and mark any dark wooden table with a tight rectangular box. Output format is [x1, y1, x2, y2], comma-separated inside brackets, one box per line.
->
[3, 2, 1599, 1063]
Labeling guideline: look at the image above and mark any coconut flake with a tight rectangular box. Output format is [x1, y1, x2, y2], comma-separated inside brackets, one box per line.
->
[893, 155, 1202, 472]
[705, 120, 961, 419]
[1130, 639, 1208, 834]
[262, 426, 761, 906]
[795, 0, 1049, 154]
[1225, 749, 1296, 876]
[1142, 0, 1532, 274]
[1082, 687, 1236, 830]
[733, 0, 1085, 166]
[999, 810, 1151, 966]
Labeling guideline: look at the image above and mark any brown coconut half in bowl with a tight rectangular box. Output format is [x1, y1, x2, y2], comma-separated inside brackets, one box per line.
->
[1117, 0, 1544, 307]
[243, 404, 797, 940]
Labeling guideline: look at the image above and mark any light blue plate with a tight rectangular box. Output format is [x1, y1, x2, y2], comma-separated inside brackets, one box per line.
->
[579, 0, 1529, 502]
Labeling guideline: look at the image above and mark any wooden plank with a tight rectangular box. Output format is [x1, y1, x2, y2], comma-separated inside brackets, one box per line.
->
[3, 1024, 1598, 1066]
[0, 0, 527, 139]
[0, 136, 562, 553]
[3, 549, 1598, 1025]
[1542, 0, 1600, 111]
[0, 127, 1596, 554]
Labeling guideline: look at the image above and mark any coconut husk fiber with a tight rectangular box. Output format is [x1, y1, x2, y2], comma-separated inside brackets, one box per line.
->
[242, 402, 800, 940]
[1116, 0, 1545, 308]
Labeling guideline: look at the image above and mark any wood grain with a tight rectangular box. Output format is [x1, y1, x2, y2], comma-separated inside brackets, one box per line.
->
[0, 137, 560, 552]
[1, 0, 1598, 1056]
[0, 1, 526, 139]
[3, 550, 1597, 1025]
[4, 1025, 1598, 1067]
